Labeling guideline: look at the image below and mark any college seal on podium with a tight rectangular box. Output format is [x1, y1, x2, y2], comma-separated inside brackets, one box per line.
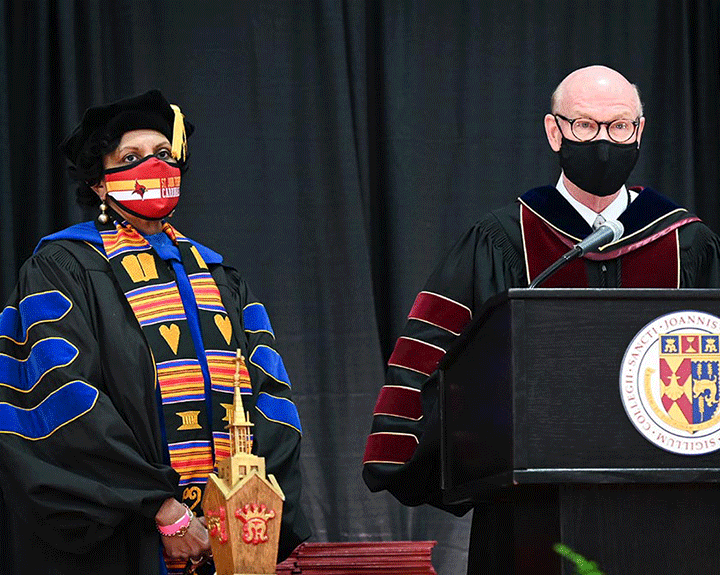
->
[620, 310, 720, 455]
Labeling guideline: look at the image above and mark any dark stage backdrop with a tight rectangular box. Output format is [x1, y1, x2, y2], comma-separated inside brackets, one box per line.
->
[2, 1, 719, 573]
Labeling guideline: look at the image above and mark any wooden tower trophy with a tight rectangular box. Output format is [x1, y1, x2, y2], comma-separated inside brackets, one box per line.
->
[202, 350, 284, 575]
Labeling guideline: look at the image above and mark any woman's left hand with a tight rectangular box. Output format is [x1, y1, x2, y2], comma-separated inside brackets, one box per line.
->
[156, 498, 211, 563]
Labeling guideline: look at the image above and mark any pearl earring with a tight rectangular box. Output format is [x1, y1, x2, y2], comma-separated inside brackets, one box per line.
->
[98, 201, 109, 224]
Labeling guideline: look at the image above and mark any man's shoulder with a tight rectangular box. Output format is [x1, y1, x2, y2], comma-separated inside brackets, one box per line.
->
[474, 188, 554, 233]
[448, 197, 524, 259]
[470, 202, 520, 238]
[623, 187, 704, 237]
[476, 193, 526, 226]
[630, 186, 685, 214]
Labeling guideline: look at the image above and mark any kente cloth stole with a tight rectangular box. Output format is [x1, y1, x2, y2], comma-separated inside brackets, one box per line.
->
[99, 221, 252, 513]
[520, 204, 680, 288]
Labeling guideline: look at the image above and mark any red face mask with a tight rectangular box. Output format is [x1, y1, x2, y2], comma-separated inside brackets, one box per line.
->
[103, 156, 181, 220]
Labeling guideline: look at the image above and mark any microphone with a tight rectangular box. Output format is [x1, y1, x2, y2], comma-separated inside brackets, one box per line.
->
[528, 220, 624, 288]
[574, 220, 624, 257]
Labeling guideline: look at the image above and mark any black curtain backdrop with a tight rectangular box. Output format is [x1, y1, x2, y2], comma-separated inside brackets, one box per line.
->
[2, 2, 719, 573]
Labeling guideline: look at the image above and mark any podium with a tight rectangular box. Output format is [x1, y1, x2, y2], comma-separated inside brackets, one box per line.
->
[439, 289, 720, 575]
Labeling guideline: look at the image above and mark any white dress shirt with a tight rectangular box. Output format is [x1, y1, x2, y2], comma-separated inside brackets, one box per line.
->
[556, 174, 638, 229]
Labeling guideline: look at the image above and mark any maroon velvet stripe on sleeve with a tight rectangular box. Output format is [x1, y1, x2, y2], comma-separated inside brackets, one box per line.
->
[363, 432, 419, 464]
[372, 385, 423, 420]
[408, 291, 472, 335]
[387, 337, 446, 376]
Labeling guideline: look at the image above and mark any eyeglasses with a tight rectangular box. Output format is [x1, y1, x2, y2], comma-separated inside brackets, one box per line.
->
[554, 114, 640, 143]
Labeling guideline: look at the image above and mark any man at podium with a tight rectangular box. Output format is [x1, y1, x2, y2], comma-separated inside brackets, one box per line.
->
[362, 65, 720, 573]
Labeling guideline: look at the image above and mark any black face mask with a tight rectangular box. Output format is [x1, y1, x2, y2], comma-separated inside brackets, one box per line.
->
[558, 138, 640, 197]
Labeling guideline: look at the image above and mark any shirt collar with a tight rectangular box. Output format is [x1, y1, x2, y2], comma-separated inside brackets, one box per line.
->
[556, 174, 637, 228]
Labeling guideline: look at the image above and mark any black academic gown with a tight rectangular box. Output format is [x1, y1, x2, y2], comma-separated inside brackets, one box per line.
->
[0, 234, 309, 574]
[363, 186, 720, 574]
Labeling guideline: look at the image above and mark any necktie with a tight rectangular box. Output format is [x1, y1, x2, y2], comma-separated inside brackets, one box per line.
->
[592, 214, 606, 230]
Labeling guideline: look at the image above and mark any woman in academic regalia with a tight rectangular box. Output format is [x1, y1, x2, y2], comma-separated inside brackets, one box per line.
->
[0, 91, 309, 575]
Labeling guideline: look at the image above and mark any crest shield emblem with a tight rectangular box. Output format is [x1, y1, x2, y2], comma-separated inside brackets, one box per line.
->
[620, 311, 720, 455]
[659, 335, 720, 429]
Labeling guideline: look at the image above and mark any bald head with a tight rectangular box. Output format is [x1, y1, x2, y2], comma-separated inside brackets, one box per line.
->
[551, 66, 643, 118]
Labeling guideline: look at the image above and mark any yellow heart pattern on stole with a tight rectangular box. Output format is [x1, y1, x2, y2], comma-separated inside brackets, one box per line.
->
[159, 324, 181, 354]
[214, 314, 232, 344]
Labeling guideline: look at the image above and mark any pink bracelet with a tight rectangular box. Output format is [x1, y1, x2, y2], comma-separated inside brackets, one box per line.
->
[157, 503, 193, 537]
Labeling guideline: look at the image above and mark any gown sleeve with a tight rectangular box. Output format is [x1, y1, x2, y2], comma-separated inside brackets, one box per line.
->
[216, 266, 311, 561]
[0, 243, 178, 554]
[362, 210, 526, 513]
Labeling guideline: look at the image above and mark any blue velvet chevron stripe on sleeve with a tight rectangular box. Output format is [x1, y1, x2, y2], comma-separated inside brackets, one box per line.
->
[249, 345, 291, 387]
[0, 291, 72, 344]
[242, 302, 275, 337]
[0, 338, 79, 392]
[0, 291, 98, 439]
[256, 392, 302, 433]
[0, 382, 99, 439]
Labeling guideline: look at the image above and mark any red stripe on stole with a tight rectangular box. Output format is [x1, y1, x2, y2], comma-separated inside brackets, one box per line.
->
[373, 386, 423, 420]
[171, 449, 213, 462]
[388, 337, 445, 376]
[128, 291, 183, 311]
[189, 276, 223, 299]
[408, 291, 471, 335]
[102, 231, 146, 254]
[131, 300, 184, 316]
[189, 285, 223, 306]
[158, 365, 204, 397]
[363, 432, 418, 464]
[129, 290, 182, 307]
[169, 455, 213, 471]
[207, 364, 234, 385]
[214, 436, 231, 460]
[172, 467, 212, 474]
[207, 353, 251, 391]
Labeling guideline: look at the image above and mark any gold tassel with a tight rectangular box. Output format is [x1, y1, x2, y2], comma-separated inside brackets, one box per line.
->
[170, 104, 187, 162]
